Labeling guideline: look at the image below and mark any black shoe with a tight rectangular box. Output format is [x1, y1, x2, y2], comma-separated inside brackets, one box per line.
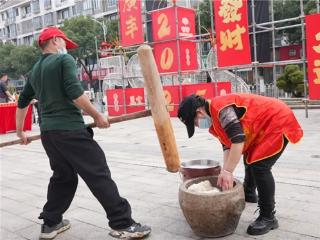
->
[109, 222, 151, 239]
[245, 192, 258, 203]
[247, 215, 279, 235]
[39, 219, 71, 240]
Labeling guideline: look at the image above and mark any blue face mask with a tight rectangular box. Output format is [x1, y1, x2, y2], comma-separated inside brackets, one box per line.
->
[198, 116, 212, 129]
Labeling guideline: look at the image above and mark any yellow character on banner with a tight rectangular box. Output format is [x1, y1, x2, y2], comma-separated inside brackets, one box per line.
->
[218, 0, 243, 23]
[164, 90, 174, 111]
[125, 16, 138, 39]
[313, 32, 320, 53]
[157, 13, 171, 39]
[113, 93, 119, 112]
[220, 24, 246, 51]
[160, 47, 174, 70]
[196, 89, 207, 96]
[313, 59, 320, 84]
[123, 0, 137, 12]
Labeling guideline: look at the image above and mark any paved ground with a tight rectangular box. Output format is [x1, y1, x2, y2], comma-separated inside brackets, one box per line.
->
[1, 109, 320, 240]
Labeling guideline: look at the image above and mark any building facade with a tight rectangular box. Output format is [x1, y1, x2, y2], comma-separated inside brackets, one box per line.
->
[0, 0, 117, 46]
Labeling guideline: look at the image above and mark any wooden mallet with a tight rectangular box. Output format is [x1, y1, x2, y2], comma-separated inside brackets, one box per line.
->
[138, 45, 180, 173]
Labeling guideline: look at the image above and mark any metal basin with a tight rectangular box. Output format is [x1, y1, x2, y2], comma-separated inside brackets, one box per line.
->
[180, 159, 221, 182]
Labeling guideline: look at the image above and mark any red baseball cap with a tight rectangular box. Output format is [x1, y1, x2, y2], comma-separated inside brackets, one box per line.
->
[38, 27, 78, 49]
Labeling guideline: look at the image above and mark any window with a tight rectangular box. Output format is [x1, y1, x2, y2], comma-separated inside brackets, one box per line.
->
[15, 8, 19, 16]
[288, 49, 296, 57]
[32, 0, 40, 14]
[9, 24, 17, 37]
[57, 8, 70, 23]
[74, 2, 83, 15]
[44, 0, 52, 9]
[83, 0, 93, 11]
[22, 5, 31, 18]
[44, 13, 53, 26]
[32, 16, 42, 30]
[92, 0, 101, 10]
[108, 0, 117, 7]
[21, 20, 33, 34]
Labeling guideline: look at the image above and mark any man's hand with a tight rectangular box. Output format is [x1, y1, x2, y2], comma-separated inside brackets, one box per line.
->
[94, 114, 110, 128]
[217, 169, 234, 191]
[16, 131, 30, 145]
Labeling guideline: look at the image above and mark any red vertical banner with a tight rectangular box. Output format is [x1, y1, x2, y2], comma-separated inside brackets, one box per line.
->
[106, 89, 125, 116]
[213, 0, 251, 67]
[179, 40, 198, 71]
[306, 14, 320, 100]
[151, 7, 176, 41]
[153, 41, 178, 73]
[214, 82, 232, 96]
[177, 7, 196, 39]
[125, 88, 145, 113]
[118, 0, 144, 47]
[152, 6, 198, 74]
[163, 85, 180, 117]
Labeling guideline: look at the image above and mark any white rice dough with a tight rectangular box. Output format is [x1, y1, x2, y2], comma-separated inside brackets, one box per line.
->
[188, 180, 221, 194]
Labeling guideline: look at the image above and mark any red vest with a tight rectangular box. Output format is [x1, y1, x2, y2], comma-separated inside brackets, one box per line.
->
[208, 94, 303, 164]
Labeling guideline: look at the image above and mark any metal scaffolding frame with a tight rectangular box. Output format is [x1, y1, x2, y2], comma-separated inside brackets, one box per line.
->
[100, 0, 320, 117]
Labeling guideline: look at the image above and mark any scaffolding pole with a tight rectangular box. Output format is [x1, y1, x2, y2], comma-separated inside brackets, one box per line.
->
[251, 0, 259, 94]
[300, 0, 308, 118]
[209, 0, 218, 97]
[271, 0, 277, 98]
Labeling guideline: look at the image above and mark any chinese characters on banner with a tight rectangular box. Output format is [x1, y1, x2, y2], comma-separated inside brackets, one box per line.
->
[106, 83, 231, 116]
[305, 14, 320, 100]
[213, 0, 251, 67]
[106, 89, 125, 116]
[125, 88, 145, 113]
[118, 0, 144, 47]
[151, 6, 198, 73]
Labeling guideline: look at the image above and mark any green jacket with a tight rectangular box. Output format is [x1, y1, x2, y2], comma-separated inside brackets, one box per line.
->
[18, 53, 85, 131]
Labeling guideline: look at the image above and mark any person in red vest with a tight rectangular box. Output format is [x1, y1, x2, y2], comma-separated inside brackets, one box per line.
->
[178, 93, 303, 236]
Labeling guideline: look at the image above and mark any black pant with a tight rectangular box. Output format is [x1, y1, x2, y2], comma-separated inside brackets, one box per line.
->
[243, 137, 289, 217]
[39, 128, 134, 229]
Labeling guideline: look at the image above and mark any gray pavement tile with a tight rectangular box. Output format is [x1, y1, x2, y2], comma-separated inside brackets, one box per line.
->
[1, 211, 35, 232]
[0, 229, 27, 240]
[1, 197, 36, 215]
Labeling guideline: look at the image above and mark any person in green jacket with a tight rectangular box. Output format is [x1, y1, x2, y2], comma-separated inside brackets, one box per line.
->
[16, 27, 151, 240]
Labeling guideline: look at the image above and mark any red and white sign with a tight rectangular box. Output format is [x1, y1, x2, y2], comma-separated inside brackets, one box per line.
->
[125, 88, 145, 113]
[106, 89, 125, 116]
[151, 6, 196, 42]
[118, 0, 144, 47]
[306, 13, 320, 100]
[213, 0, 251, 67]
[151, 7, 176, 42]
[153, 40, 198, 73]
[163, 85, 180, 117]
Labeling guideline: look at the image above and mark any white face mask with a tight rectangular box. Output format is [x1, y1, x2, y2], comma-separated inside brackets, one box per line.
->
[57, 47, 68, 54]
[198, 116, 212, 129]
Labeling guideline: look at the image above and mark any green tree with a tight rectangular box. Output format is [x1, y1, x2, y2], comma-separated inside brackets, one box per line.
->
[61, 16, 119, 88]
[0, 43, 15, 76]
[195, 0, 213, 35]
[61, 16, 103, 86]
[274, 0, 318, 44]
[9, 45, 40, 78]
[105, 19, 120, 47]
[276, 65, 305, 97]
[0, 43, 40, 78]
